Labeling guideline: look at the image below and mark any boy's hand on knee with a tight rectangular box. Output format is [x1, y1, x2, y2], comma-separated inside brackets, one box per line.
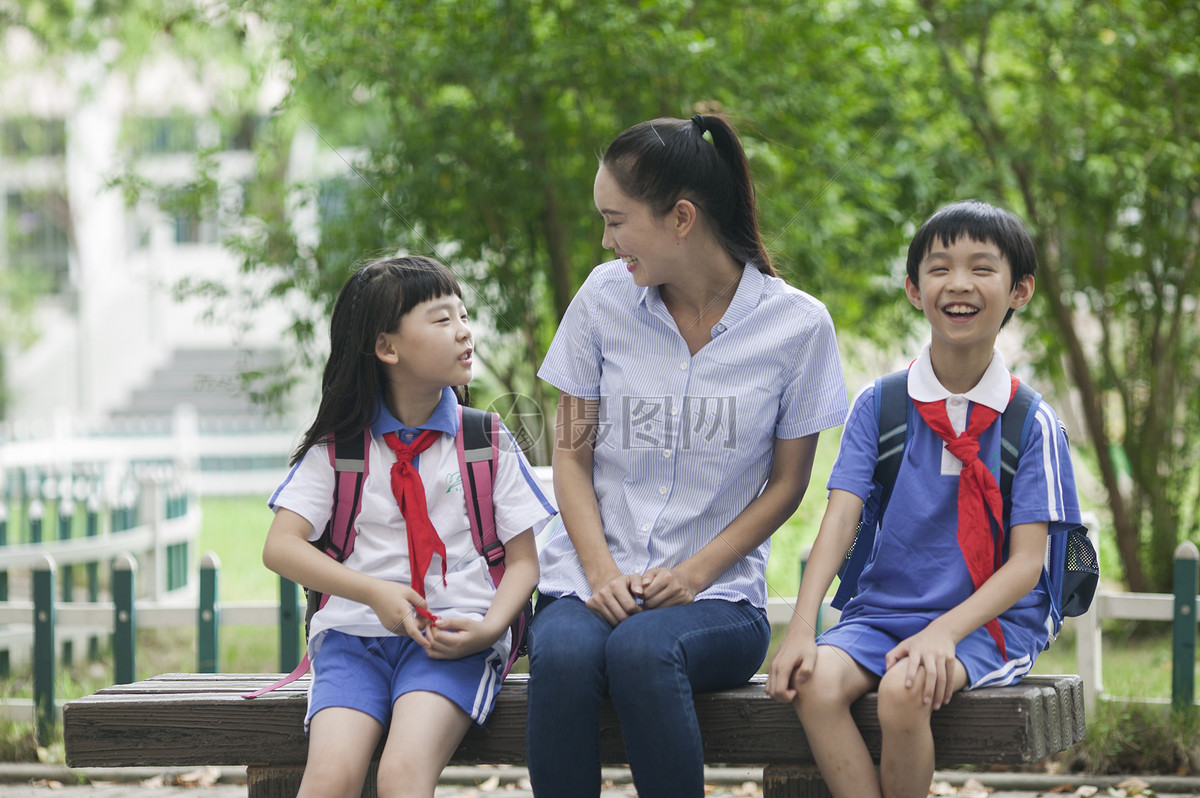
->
[885, 627, 958, 710]
[765, 633, 817, 703]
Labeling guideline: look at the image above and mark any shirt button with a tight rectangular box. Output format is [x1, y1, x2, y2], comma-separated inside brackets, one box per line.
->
[679, 362, 688, 370]
[715, 323, 726, 332]
[658, 485, 667, 494]
[670, 406, 679, 416]
[662, 449, 672, 458]
[641, 524, 650, 532]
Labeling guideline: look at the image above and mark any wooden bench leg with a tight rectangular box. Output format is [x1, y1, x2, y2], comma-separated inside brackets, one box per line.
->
[763, 764, 834, 798]
[248, 763, 381, 798]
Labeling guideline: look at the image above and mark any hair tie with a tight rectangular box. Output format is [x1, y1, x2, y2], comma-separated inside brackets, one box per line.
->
[691, 114, 714, 144]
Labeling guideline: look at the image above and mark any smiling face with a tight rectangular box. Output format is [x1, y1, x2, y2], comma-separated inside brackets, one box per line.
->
[593, 163, 682, 287]
[376, 293, 474, 393]
[906, 236, 1034, 364]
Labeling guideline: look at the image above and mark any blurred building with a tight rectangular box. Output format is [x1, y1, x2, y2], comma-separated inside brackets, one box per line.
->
[0, 23, 301, 437]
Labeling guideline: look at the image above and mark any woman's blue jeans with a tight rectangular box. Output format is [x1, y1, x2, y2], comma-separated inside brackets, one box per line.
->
[525, 594, 770, 798]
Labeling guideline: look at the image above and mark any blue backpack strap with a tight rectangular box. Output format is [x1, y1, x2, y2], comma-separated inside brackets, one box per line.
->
[999, 381, 1039, 498]
[832, 369, 908, 609]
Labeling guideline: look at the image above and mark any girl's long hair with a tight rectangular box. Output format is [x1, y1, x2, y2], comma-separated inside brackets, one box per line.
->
[602, 114, 775, 276]
[292, 255, 464, 466]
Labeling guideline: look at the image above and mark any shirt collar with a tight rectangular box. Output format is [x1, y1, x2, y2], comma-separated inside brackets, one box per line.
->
[717, 265, 765, 333]
[639, 264, 765, 334]
[908, 344, 1011, 413]
[369, 386, 461, 438]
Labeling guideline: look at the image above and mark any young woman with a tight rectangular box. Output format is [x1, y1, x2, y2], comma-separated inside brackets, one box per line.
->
[527, 114, 848, 797]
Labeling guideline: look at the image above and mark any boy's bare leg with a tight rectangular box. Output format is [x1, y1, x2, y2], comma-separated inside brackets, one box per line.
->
[792, 646, 882, 798]
[876, 659, 970, 798]
[377, 690, 472, 798]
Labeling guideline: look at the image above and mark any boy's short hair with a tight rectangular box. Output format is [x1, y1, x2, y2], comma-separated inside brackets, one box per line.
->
[906, 200, 1038, 290]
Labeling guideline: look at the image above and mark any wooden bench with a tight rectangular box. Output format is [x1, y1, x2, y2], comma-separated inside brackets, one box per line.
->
[64, 672, 1084, 798]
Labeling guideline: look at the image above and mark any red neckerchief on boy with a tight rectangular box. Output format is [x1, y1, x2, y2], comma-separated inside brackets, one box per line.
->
[913, 375, 1020, 659]
[383, 429, 448, 599]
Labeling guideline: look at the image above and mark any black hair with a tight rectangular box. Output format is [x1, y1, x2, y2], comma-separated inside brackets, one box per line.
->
[906, 200, 1037, 326]
[601, 114, 775, 277]
[292, 255, 465, 466]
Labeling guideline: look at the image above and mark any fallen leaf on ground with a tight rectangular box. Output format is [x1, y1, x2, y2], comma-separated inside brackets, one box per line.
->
[478, 775, 500, 790]
[140, 775, 166, 789]
[176, 766, 220, 787]
[930, 780, 957, 796]
[1073, 787, 1099, 797]
[1116, 777, 1152, 796]
[31, 780, 63, 789]
[958, 777, 990, 798]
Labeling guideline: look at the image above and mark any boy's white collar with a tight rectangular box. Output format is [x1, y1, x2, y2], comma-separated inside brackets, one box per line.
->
[908, 344, 1011, 413]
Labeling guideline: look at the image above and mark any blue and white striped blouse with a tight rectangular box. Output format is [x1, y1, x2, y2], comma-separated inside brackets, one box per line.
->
[536, 260, 848, 608]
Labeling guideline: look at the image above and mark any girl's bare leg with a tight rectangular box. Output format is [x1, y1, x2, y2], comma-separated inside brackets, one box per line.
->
[376, 691, 472, 798]
[299, 707, 383, 798]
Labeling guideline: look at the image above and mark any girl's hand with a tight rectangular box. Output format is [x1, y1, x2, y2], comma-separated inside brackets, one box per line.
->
[885, 625, 959, 710]
[424, 617, 500, 660]
[765, 631, 818, 703]
[640, 567, 697, 609]
[368, 581, 433, 648]
[585, 573, 643, 626]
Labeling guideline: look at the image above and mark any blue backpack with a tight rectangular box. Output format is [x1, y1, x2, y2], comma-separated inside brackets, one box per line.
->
[831, 369, 1098, 646]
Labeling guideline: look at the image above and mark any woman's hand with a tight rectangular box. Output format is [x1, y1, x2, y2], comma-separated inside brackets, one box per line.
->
[585, 573, 643, 626]
[367, 581, 433, 648]
[640, 567, 697, 609]
[425, 617, 502, 660]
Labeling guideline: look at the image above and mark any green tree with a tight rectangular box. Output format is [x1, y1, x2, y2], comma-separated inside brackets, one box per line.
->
[226, 0, 916, 462]
[903, 0, 1200, 590]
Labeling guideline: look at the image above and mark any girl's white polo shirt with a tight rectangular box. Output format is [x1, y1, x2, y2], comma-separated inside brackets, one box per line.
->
[269, 387, 556, 661]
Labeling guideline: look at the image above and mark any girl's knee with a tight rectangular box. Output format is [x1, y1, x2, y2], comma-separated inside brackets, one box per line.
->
[376, 761, 436, 798]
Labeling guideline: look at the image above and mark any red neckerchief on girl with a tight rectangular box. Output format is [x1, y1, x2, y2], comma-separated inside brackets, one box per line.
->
[383, 429, 447, 599]
[912, 375, 1019, 659]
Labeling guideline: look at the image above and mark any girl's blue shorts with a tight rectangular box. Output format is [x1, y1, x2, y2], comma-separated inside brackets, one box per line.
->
[305, 629, 502, 734]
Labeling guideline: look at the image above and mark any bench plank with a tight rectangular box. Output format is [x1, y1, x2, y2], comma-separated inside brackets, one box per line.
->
[65, 673, 1083, 770]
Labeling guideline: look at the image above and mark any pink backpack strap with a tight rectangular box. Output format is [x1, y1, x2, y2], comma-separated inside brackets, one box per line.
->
[244, 429, 370, 699]
[457, 406, 528, 677]
[324, 429, 371, 562]
[457, 406, 502, 586]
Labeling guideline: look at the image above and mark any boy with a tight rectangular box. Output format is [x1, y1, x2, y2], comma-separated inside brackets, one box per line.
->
[765, 200, 1082, 798]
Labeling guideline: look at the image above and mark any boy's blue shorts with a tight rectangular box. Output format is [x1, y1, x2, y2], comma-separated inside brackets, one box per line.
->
[306, 629, 502, 734]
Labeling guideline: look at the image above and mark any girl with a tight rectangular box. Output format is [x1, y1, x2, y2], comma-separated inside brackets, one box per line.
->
[263, 256, 554, 798]
[527, 114, 848, 797]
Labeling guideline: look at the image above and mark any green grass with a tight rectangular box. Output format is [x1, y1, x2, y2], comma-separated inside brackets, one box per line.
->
[197, 495, 278, 602]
